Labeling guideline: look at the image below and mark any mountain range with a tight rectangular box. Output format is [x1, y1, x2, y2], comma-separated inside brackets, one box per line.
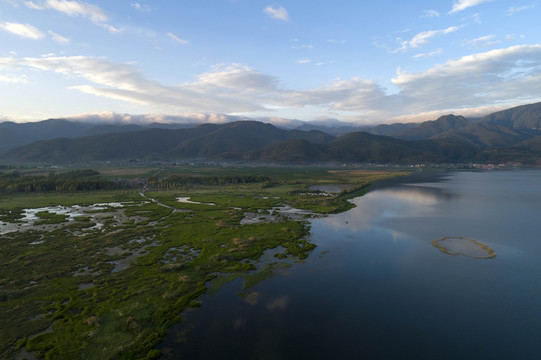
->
[2, 102, 541, 164]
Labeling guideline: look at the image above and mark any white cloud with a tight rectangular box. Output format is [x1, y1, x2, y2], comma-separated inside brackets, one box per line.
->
[0, 21, 45, 39]
[98, 23, 122, 34]
[421, 10, 440, 18]
[283, 77, 394, 117]
[28, 0, 108, 22]
[264, 4, 289, 21]
[194, 63, 279, 93]
[507, 5, 535, 15]
[504, 34, 525, 41]
[297, 59, 312, 64]
[167, 32, 189, 44]
[0, 56, 18, 68]
[266, 296, 289, 311]
[392, 45, 541, 112]
[25, 0, 120, 33]
[24, 1, 42, 9]
[413, 49, 443, 58]
[62, 111, 250, 125]
[48, 30, 69, 43]
[464, 35, 499, 47]
[131, 2, 151, 13]
[449, 0, 493, 14]
[0, 74, 28, 83]
[3, 45, 541, 123]
[2, 57, 279, 113]
[395, 26, 461, 52]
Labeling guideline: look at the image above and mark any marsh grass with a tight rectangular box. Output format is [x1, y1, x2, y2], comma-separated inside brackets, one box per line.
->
[432, 236, 497, 259]
[35, 211, 69, 225]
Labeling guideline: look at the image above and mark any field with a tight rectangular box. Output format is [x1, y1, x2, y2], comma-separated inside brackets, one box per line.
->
[0, 165, 405, 359]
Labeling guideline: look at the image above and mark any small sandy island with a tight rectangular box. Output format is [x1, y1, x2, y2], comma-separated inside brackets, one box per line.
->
[432, 236, 496, 259]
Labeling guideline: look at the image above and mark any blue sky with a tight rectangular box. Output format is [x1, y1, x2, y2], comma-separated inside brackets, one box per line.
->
[1, 0, 540, 124]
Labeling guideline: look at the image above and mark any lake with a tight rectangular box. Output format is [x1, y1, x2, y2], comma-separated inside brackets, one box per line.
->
[158, 169, 541, 359]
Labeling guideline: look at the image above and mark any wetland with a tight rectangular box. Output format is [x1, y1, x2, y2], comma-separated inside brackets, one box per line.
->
[0, 166, 400, 359]
[4, 166, 540, 359]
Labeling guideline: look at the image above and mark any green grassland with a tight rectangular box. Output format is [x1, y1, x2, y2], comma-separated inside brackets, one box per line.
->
[0, 166, 405, 359]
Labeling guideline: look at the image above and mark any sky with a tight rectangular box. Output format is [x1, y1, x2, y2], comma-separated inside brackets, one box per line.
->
[1, 0, 541, 125]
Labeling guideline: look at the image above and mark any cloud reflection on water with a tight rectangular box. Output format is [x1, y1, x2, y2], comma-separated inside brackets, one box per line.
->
[265, 296, 289, 311]
[320, 184, 460, 232]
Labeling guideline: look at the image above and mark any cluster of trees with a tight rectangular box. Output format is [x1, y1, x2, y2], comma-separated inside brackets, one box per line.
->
[0, 169, 128, 193]
[147, 175, 270, 190]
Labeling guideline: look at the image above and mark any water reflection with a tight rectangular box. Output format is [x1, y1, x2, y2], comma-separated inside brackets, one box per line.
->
[265, 296, 289, 311]
[159, 170, 541, 360]
[322, 183, 461, 232]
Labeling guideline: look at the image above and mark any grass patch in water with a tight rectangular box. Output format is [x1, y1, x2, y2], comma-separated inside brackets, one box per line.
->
[432, 236, 496, 259]
[34, 211, 69, 225]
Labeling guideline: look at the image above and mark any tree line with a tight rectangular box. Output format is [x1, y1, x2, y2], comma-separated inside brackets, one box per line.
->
[0, 169, 128, 193]
[147, 175, 270, 190]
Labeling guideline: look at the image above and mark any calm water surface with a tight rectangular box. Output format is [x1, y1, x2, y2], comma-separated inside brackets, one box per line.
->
[159, 170, 541, 359]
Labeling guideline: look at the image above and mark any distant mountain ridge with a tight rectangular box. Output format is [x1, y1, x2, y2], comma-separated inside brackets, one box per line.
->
[0, 119, 92, 152]
[478, 102, 541, 129]
[0, 116, 349, 153]
[389, 115, 469, 140]
[2, 102, 541, 164]
[364, 104, 541, 148]
[2, 121, 335, 162]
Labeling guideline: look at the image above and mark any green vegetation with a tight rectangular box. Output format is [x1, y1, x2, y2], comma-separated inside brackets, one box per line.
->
[147, 174, 270, 189]
[0, 169, 129, 193]
[0, 189, 141, 211]
[0, 165, 403, 359]
[34, 211, 69, 225]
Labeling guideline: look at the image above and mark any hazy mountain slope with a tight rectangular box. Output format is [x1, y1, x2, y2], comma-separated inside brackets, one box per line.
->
[323, 131, 475, 163]
[391, 115, 469, 140]
[169, 121, 333, 158]
[245, 139, 328, 162]
[147, 123, 199, 130]
[366, 123, 417, 137]
[367, 103, 541, 144]
[294, 123, 365, 137]
[479, 102, 541, 129]
[433, 123, 540, 147]
[80, 124, 146, 137]
[0, 119, 197, 153]
[324, 132, 419, 162]
[428, 103, 541, 147]
[0, 119, 92, 152]
[241, 129, 480, 163]
[287, 129, 335, 144]
[2, 121, 333, 162]
[513, 134, 541, 152]
[2, 125, 222, 162]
